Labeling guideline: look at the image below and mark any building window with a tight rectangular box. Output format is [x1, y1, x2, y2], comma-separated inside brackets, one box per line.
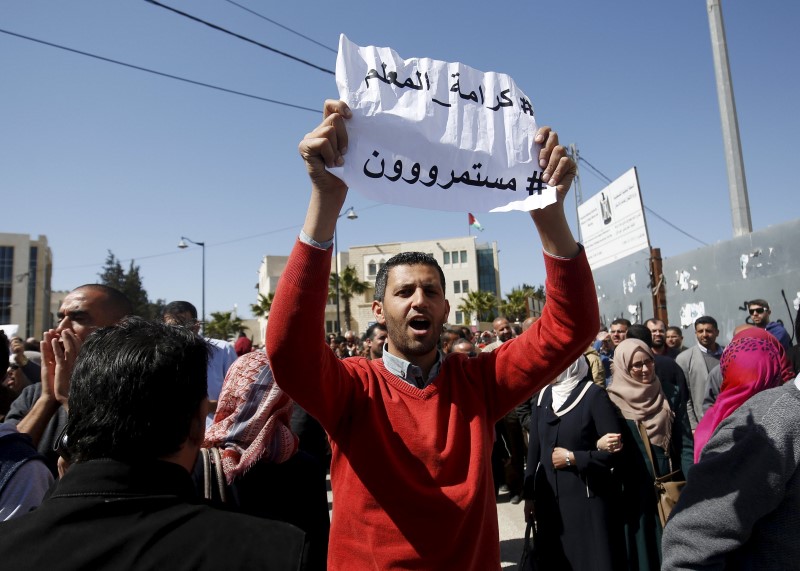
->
[326, 320, 339, 334]
[455, 311, 463, 325]
[368, 260, 377, 277]
[477, 248, 498, 296]
[26, 246, 38, 338]
[454, 281, 461, 294]
[443, 251, 450, 265]
[460, 250, 467, 264]
[461, 280, 469, 293]
[0, 246, 13, 326]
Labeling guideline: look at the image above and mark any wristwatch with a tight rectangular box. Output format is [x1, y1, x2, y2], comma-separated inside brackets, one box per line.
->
[565, 452, 571, 467]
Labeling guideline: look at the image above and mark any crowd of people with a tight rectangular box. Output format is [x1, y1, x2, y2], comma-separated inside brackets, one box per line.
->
[0, 100, 798, 570]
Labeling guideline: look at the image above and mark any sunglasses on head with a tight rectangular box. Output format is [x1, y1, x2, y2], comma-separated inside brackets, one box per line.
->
[749, 307, 766, 315]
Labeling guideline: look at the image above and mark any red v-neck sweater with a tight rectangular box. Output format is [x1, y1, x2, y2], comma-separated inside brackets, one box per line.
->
[267, 240, 597, 570]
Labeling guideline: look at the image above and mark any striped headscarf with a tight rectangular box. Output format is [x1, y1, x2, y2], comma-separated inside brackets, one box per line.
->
[203, 350, 298, 484]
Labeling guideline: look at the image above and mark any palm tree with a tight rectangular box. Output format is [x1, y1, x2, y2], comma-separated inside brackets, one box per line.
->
[250, 292, 275, 319]
[329, 264, 370, 332]
[500, 286, 537, 323]
[457, 290, 498, 324]
[205, 311, 246, 341]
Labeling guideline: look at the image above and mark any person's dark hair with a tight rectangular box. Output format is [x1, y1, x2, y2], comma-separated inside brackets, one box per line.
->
[645, 318, 665, 329]
[694, 315, 718, 330]
[163, 300, 198, 320]
[374, 252, 446, 302]
[747, 298, 770, 310]
[611, 318, 632, 328]
[0, 331, 8, 378]
[794, 306, 800, 343]
[666, 325, 683, 337]
[439, 328, 460, 353]
[74, 284, 133, 320]
[452, 338, 477, 357]
[67, 317, 208, 463]
[365, 322, 387, 341]
[626, 324, 653, 347]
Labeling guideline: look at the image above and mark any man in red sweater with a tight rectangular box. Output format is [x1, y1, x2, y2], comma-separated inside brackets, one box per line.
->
[267, 100, 597, 570]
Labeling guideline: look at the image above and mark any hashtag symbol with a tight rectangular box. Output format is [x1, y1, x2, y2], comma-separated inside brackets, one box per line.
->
[519, 97, 534, 116]
[526, 171, 546, 196]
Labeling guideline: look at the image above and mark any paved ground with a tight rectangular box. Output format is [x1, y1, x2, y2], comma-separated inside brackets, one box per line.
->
[496, 490, 528, 569]
[327, 476, 529, 569]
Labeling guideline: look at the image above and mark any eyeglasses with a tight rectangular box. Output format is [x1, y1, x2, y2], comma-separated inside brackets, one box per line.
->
[629, 358, 654, 372]
[748, 307, 766, 315]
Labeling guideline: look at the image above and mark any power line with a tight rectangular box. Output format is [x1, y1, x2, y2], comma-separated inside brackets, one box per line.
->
[220, 0, 337, 54]
[144, 0, 334, 75]
[54, 203, 386, 271]
[0, 28, 320, 113]
[577, 156, 709, 247]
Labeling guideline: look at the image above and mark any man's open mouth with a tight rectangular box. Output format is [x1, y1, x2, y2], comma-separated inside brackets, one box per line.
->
[409, 317, 431, 332]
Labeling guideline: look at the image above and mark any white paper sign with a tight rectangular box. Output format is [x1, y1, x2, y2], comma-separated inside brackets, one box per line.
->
[330, 35, 557, 213]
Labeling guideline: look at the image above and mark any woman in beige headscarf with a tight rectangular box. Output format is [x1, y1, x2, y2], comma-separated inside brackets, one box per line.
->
[607, 338, 693, 571]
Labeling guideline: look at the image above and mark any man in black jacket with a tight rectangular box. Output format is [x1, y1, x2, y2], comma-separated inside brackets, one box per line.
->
[0, 318, 309, 570]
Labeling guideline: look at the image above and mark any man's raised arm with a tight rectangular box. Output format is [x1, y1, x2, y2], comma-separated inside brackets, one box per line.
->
[266, 101, 355, 431]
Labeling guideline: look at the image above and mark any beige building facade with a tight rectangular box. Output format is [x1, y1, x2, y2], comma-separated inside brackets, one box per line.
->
[0, 233, 53, 339]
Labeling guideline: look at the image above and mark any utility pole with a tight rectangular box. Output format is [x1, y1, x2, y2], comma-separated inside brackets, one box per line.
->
[649, 247, 668, 323]
[707, 0, 752, 236]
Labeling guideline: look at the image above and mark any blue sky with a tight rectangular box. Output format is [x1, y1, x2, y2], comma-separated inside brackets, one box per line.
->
[3, 1, 798, 321]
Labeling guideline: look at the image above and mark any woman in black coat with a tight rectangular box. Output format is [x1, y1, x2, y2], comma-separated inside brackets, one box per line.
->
[522, 355, 626, 571]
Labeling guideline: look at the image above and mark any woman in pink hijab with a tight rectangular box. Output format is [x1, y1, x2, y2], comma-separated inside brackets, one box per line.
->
[694, 327, 794, 463]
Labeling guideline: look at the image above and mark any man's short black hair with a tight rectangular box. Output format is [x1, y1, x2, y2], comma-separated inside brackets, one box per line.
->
[374, 252, 446, 302]
[695, 315, 718, 330]
[365, 322, 387, 341]
[611, 318, 632, 328]
[747, 299, 770, 310]
[68, 317, 208, 464]
[626, 324, 653, 347]
[163, 300, 198, 319]
[74, 284, 133, 321]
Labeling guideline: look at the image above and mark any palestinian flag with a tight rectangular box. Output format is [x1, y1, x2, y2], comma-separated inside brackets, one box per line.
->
[468, 213, 484, 231]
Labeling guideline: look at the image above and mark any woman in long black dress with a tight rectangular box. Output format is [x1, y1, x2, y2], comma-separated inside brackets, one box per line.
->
[522, 355, 626, 570]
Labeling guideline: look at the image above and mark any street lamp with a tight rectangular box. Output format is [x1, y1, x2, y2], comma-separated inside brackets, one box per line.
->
[333, 207, 358, 335]
[177, 236, 206, 335]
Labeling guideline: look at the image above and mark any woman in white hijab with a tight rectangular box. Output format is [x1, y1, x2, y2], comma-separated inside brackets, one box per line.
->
[521, 355, 627, 571]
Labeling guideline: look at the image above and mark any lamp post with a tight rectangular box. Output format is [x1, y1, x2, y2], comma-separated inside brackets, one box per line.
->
[177, 236, 206, 335]
[333, 207, 358, 336]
